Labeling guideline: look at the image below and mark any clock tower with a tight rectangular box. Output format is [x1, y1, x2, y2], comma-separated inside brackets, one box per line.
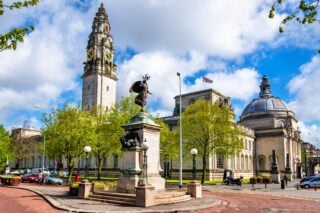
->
[82, 3, 116, 112]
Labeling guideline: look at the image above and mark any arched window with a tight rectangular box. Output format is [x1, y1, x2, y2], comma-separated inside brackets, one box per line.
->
[245, 155, 248, 170]
[258, 155, 266, 170]
[241, 154, 244, 169]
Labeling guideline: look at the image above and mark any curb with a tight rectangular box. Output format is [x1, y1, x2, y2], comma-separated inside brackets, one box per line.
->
[5, 186, 221, 213]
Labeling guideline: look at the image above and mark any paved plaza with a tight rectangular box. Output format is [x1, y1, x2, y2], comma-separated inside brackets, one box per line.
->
[1, 180, 319, 212]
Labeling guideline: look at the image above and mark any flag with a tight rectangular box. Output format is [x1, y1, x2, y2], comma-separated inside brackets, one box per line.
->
[202, 76, 213, 83]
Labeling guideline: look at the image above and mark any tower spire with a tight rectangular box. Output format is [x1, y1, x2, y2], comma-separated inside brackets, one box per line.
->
[259, 75, 272, 98]
[82, 4, 117, 112]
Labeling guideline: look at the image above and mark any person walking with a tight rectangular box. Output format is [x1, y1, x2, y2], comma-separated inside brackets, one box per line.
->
[38, 170, 43, 184]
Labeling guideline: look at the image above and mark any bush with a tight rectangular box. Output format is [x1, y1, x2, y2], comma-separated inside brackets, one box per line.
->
[93, 181, 117, 191]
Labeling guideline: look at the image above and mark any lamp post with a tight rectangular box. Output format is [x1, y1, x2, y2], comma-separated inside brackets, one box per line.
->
[33, 105, 46, 172]
[141, 139, 150, 185]
[84, 145, 91, 179]
[177, 72, 183, 189]
[190, 148, 198, 182]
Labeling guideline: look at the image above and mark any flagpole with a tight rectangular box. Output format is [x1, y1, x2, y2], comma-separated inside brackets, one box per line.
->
[177, 72, 183, 189]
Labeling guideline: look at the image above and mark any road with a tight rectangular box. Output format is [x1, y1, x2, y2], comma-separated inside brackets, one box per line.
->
[0, 187, 59, 213]
[198, 191, 320, 213]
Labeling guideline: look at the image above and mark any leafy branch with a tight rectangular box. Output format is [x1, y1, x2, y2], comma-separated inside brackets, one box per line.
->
[0, 0, 41, 51]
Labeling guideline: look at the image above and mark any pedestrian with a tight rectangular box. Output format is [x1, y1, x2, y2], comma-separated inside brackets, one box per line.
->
[284, 174, 288, 186]
[38, 170, 43, 184]
[42, 171, 45, 184]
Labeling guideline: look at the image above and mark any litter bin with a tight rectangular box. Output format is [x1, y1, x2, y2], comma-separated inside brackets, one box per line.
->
[281, 179, 285, 189]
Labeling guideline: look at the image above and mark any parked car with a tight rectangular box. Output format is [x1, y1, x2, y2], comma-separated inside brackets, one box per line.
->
[300, 175, 320, 184]
[45, 174, 63, 185]
[10, 170, 23, 175]
[21, 174, 39, 183]
[31, 168, 50, 175]
[300, 176, 320, 188]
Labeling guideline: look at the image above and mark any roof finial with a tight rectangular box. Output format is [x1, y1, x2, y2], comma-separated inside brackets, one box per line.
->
[259, 75, 272, 98]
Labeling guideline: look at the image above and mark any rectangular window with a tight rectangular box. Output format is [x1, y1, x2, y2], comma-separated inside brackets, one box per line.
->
[114, 154, 118, 168]
[216, 154, 224, 169]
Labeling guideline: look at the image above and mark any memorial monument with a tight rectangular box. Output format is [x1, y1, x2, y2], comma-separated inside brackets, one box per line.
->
[117, 75, 165, 193]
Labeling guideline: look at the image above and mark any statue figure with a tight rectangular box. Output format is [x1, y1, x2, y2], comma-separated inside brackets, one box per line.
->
[130, 74, 152, 110]
[120, 132, 140, 148]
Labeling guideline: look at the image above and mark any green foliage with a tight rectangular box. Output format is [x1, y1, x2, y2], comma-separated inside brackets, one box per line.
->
[269, 0, 320, 52]
[0, 125, 13, 169]
[182, 99, 244, 184]
[93, 181, 117, 191]
[88, 95, 140, 179]
[43, 103, 96, 183]
[0, 0, 41, 51]
[156, 118, 179, 161]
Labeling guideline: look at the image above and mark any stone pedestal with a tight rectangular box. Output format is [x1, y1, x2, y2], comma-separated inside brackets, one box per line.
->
[285, 167, 292, 181]
[271, 173, 280, 184]
[117, 147, 141, 193]
[187, 182, 202, 198]
[78, 180, 93, 199]
[135, 185, 155, 207]
[118, 112, 165, 192]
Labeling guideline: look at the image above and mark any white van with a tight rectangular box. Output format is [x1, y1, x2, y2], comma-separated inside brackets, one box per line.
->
[31, 168, 50, 175]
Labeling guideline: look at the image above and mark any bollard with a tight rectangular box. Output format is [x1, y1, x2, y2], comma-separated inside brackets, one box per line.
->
[281, 179, 285, 189]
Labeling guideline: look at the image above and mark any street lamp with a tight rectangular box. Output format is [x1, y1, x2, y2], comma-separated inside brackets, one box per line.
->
[177, 72, 183, 189]
[33, 105, 46, 172]
[141, 139, 150, 185]
[190, 148, 198, 182]
[84, 145, 91, 179]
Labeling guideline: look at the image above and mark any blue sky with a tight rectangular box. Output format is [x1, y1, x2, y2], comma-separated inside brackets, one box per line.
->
[1, 0, 320, 146]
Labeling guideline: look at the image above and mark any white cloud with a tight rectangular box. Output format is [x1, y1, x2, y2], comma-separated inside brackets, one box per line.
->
[117, 51, 260, 114]
[298, 121, 320, 148]
[288, 56, 320, 121]
[107, 0, 281, 58]
[117, 51, 207, 111]
[188, 68, 260, 101]
[0, 0, 309, 128]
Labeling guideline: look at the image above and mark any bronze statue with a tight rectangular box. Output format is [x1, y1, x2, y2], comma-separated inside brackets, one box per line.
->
[130, 74, 152, 110]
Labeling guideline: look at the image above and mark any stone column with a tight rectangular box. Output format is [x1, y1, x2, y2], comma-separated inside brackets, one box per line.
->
[78, 179, 93, 199]
[117, 146, 141, 193]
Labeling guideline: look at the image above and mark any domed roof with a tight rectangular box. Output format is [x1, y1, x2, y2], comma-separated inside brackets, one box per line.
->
[241, 76, 288, 117]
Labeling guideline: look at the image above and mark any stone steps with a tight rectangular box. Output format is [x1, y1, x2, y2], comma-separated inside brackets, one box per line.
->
[88, 191, 136, 206]
[88, 190, 192, 206]
[155, 190, 192, 205]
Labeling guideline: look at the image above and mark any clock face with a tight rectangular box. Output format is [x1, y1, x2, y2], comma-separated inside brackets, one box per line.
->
[87, 48, 95, 61]
[104, 50, 112, 61]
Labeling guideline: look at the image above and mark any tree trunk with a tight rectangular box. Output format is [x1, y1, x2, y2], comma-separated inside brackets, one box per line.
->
[67, 158, 74, 184]
[201, 153, 207, 185]
[97, 157, 102, 180]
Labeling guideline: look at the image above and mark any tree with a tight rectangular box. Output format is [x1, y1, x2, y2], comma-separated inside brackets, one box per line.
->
[0, 124, 13, 170]
[269, 0, 320, 52]
[43, 104, 96, 183]
[156, 118, 179, 172]
[89, 95, 140, 180]
[181, 99, 244, 184]
[0, 0, 41, 51]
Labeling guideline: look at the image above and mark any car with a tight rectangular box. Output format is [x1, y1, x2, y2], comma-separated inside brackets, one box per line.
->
[300, 175, 320, 184]
[21, 174, 39, 183]
[45, 174, 63, 185]
[10, 170, 23, 175]
[300, 176, 320, 188]
[31, 168, 50, 175]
